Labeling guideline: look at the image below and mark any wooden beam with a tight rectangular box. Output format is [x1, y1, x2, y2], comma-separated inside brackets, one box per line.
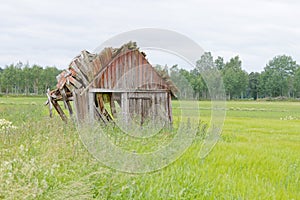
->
[109, 94, 116, 117]
[89, 88, 169, 93]
[168, 92, 173, 123]
[71, 60, 89, 86]
[88, 92, 95, 122]
[59, 87, 68, 109]
[66, 101, 73, 117]
[59, 87, 74, 117]
[68, 76, 83, 89]
[121, 92, 129, 125]
[51, 100, 67, 122]
[96, 93, 105, 113]
[46, 89, 53, 118]
[93, 104, 107, 125]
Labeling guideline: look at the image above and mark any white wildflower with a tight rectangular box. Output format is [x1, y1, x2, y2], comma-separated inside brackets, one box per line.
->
[19, 145, 24, 151]
[0, 118, 18, 133]
[30, 158, 35, 165]
[280, 115, 299, 121]
[41, 179, 48, 189]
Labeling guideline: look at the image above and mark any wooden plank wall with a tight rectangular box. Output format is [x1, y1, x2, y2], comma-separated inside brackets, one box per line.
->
[96, 50, 169, 91]
[68, 48, 173, 124]
[73, 88, 89, 123]
[125, 92, 169, 125]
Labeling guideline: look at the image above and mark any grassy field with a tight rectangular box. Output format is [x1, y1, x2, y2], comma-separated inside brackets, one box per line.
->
[0, 96, 299, 199]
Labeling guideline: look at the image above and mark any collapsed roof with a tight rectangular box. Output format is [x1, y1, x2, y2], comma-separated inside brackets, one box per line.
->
[46, 41, 178, 123]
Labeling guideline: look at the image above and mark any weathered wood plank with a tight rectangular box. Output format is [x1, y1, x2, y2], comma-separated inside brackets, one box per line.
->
[168, 92, 173, 123]
[110, 94, 116, 118]
[68, 76, 83, 89]
[52, 100, 67, 122]
[66, 100, 73, 117]
[71, 61, 89, 87]
[89, 88, 169, 93]
[88, 91, 94, 122]
[80, 50, 92, 78]
[59, 87, 68, 109]
[46, 89, 53, 118]
[117, 56, 121, 88]
[96, 93, 105, 113]
[134, 51, 139, 89]
[121, 92, 129, 125]
[93, 104, 107, 125]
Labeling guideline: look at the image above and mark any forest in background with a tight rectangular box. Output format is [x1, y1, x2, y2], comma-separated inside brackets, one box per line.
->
[0, 62, 61, 95]
[1, 53, 300, 100]
[157, 53, 300, 100]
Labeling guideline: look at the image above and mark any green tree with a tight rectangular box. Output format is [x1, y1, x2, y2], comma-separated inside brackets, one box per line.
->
[41, 66, 62, 92]
[1, 64, 18, 94]
[189, 68, 207, 99]
[294, 67, 300, 97]
[260, 55, 299, 97]
[222, 56, 248, 99]
[0, 67, 3, 93]
[169, 65, 194, 99]
[31, 65, 43, 94]
[0, 63, 61, 95]
[195, 52, 226, 99]
[248, 72, 260, 100]
[196, 52, 214, 71]
[23, 64, 32, 94]
[14, 62, 23, 94]
[215, 56, 225, 71]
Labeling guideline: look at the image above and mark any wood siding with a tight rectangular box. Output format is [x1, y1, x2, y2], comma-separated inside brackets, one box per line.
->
[47, 42, 175, 126]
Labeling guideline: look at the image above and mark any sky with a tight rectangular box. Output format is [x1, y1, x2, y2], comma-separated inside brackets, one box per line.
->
[1, 0, 300, 72]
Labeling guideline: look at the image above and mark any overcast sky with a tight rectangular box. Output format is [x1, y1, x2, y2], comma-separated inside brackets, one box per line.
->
[1, 0, 300, 72]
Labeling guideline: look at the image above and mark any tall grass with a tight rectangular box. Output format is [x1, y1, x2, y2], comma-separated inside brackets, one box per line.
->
[0, 97, 299, 199]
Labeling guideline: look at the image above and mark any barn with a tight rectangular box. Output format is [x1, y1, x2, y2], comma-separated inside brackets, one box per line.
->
[46, 42, 178, 127]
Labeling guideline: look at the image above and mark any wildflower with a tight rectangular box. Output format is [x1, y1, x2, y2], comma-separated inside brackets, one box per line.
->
[0, 118, 17, 133]
[41, 179, 48, 189]
[280, 115, 299, 120]
[19, 145, 24, 151]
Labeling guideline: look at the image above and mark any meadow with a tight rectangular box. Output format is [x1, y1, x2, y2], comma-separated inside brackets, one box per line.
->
[0, 96, 299, 199]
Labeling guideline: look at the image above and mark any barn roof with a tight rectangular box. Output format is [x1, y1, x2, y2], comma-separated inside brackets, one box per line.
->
[52, 41, 178, 97]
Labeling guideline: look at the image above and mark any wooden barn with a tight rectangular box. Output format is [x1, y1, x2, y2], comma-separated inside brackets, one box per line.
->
[46, 42, 178, 126]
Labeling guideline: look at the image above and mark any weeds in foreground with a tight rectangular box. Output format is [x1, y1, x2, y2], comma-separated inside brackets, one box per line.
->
[0, 98, 300, 199]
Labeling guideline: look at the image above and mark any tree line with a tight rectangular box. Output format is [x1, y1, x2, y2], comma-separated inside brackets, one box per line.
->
[1, 54, 300, 99]
[157, 53, 300, 100]
[0, 62, 61, 95]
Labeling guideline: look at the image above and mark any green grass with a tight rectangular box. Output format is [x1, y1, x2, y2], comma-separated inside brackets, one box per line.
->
[0, 97, 299, 199]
